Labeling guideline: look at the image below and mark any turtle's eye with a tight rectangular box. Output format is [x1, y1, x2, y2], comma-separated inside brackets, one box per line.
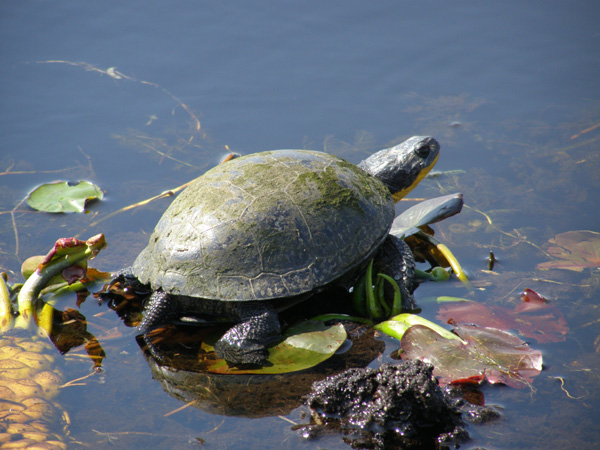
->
[415, 144, 431, 158]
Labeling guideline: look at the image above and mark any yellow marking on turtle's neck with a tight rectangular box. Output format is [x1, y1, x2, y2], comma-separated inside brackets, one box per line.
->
[391, 152, 439, 203]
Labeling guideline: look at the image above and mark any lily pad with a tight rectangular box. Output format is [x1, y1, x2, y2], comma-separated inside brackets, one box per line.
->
[21, 254, 78, 289]
[536, 230, 600, 271]
[27, 180, 104, 213]
[401, 323, 543, 388]
[375, 313, 461, 342]
[204, 320, 347, 374]
[436, 289, 568, 343]
[21, 255, 46, 280]
[391, 193, 464, 238]
[13, 234, 107, 331]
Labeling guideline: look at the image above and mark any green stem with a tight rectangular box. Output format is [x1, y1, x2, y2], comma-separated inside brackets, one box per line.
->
[0, 275, 13, 332]
[416, 232, 472, 290]
[377, 273, 403, 316]
[415, 267, 450, 282]
[14, 234, 106, 330]
[351, 274, 367, 316]
[415, 268, 435, 280]
[375, 276, 391, 316]
[36, 301, 56, 337]
[365, 260, 384, 321]
[436, 242, 473, 290]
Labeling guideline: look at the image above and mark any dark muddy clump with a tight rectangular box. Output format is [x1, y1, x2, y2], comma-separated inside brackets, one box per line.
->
[303, 360, 468, 449]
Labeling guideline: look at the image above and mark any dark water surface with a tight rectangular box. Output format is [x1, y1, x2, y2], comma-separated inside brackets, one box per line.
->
[1, 2, 599, 449]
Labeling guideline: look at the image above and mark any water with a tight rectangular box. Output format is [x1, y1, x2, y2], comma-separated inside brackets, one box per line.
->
[1, 1, 599, 449]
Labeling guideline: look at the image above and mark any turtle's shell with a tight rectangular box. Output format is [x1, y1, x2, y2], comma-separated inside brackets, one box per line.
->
[132, 150, 394, 301]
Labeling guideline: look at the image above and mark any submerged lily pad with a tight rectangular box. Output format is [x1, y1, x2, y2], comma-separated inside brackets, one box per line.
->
[537, 230, 600, 272]
[205, 320, 347, 374]
[436, 289, 568, 344]
[27, 180, 104, 213]
[401, 323, 543, 388]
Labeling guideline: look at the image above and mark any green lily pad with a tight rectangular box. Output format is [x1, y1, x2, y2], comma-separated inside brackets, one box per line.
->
[21, 255, 46, 280]
[205, 320, 347, 374]
[27, 180, 104, 213]
[375, 313, 461, 342]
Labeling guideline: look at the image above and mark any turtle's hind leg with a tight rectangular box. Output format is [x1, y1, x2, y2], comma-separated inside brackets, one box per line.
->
[214, 305, 281, 367]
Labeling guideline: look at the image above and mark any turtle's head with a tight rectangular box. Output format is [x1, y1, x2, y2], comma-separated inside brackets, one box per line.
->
[358, 136, 440, 202]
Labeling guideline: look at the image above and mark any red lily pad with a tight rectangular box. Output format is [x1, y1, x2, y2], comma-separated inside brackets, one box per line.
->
[537, 230, 600, 272]
[436, 289, 567, 343]
[401, 323, 543, 388]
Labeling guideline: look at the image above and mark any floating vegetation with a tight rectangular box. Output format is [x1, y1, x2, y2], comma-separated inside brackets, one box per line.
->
[26, 180, 104, 214]
[0, 60, 598, 449]
[0, 235, 108, 448]
[537, 230, 600, 272]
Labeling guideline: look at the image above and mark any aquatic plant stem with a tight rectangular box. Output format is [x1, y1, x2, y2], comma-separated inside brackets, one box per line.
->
[0, 275, 13, 332]
[365, 260, 384, 320]
[14, 234, 106, 330]
[377, 273, 403, 316]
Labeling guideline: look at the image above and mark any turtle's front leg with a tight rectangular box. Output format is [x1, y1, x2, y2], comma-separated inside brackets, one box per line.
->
[376, 235, 417, 311]
[138, 289, 182, 332]
[214, 305, 281, 366]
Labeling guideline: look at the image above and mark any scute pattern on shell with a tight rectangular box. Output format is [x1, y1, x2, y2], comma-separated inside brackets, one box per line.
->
[132, 150, 394, 301]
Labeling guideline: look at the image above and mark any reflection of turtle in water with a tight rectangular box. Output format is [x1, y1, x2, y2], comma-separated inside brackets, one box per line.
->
[138, 323, 385, 418]
[122, 136, 439, 366]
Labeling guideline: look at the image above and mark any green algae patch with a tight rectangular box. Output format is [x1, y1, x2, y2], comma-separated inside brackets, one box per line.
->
[295, 167, 364, 215]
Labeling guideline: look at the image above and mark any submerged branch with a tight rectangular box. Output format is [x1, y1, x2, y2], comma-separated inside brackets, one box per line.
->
[34, 60, 202, 135]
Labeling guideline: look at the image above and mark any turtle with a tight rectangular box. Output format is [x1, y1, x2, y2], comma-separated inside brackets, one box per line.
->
[126, 136, 440, 366]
